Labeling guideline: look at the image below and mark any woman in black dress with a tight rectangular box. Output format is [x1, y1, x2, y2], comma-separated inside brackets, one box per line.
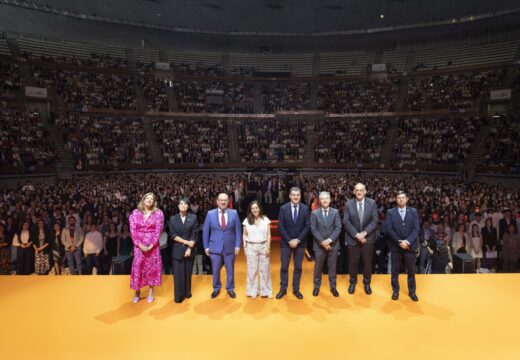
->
[117, 223, 133, 257]
[51, 222, 64, 275]
[104, 222, 118, 274]
[168, 197, 199, 303]
[481, 218, 498, 270]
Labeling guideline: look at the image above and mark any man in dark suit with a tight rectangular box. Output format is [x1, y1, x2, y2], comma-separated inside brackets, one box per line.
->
[310, 192, 342, 297]
[276, 187, 310, 300]
[343, 183, 379, 295]
[385, 190, 420, 302]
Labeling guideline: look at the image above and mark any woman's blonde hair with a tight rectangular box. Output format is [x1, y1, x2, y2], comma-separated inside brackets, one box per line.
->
[137, 192, 158, 212]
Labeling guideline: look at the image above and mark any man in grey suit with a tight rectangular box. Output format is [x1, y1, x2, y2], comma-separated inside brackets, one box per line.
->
[310, 192, 342, 297]
[343, 183, 379, 295]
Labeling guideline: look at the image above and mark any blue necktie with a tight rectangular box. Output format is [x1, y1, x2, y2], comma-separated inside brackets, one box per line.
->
[293, 205, 298, 222]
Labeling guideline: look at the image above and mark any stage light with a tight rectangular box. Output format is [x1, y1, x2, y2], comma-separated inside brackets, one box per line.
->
[380, 14, 384, 19]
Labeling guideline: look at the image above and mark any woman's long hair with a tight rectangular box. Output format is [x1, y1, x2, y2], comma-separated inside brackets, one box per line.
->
[247, 201, 265, 225]
[137, 192, 159, 213]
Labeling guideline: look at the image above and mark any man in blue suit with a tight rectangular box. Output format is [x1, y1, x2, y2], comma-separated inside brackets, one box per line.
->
[203, 193, 242, 299]
[385, 190, 420, 302]
[276, 187, 310, 300]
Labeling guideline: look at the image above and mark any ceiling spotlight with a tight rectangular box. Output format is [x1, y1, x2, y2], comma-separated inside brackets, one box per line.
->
[380, 14, 384, 19]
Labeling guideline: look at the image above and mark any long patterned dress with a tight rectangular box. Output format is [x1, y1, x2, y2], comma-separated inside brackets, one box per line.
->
[129, 209, 164, 290]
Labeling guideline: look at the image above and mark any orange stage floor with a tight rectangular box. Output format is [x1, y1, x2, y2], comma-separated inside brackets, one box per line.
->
[1, 244, 520, 359]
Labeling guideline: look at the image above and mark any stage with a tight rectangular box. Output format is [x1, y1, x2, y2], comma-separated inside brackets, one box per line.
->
[1, 244, 519, 359]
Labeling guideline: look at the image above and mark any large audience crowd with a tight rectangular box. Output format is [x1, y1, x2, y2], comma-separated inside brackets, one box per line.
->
[393, 115, 481, 169]
[0, 110, 57, 170]
[237, 119, 306, 162]
[317, 79, 399, 113]
[405, 70, 506, 111]
[57, 113, 150, 169]
[151, 118, 228, 164]
[314, 117, 388, 163]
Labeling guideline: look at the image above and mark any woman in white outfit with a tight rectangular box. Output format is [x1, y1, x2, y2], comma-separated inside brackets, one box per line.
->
[242, 201, 272, 299]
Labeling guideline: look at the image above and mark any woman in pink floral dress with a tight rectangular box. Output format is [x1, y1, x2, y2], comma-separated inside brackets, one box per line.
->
[129, 192, 164, 303]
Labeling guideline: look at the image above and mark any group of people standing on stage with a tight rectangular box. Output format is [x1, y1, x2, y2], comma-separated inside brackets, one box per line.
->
[129, 183, 421, 304]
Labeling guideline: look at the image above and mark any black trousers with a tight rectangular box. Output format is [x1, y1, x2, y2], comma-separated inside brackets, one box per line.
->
[280, 246, 304, 291]
[391, 249, 416, 293]
[85, 253, 103, 275]
[172, 257, 194, 302]
[17, 247, 34, 275]
[348, 244, 375, 285]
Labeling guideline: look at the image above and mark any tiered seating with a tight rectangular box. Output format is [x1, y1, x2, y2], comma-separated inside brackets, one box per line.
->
[314, 118, 388, 163]
[320, 51, 376, 76]
[0, 39, 10, 56]
[229, 53, 313, 77]
[57, 114, 150, 169]
[168, 50, 223, 76]
[414, 41, 519, 71]
[237, 119, 306, 162]
[17, 37, 126, 67]
[151, 118, 228, 163]
[382, 50, 408, 73]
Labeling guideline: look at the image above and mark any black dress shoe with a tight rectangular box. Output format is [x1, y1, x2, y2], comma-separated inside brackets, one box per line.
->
[211, 290, 220, 299]
[227, 290, 236, 299]
[275, 289, 287, 299]
[293, 290, 304, 299]
[364, 284, 372, 295]
[391, 291, 399, 301]
[330, 288, 339, 297]
[312, 288, 319, 297]
[348, 284, 356, 294]
[409, 292, 419, 302]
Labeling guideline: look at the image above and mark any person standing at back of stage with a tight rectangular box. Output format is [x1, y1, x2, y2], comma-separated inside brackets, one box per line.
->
[385, 190, 420, 302]
[0, 224, 11, 274]
[169, 197, 199, 303]
[203, 193, 242, 299]
[61, 216, 85, 275]
[13, 222, 34, 275]
[242, 201, 273, 299]
[276, 186, 310, 300]
[32, 219, 51, 275]
[129, 192, 164, 303]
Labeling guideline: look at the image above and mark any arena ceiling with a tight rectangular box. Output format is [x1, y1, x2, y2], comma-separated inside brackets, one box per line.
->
[1, 0, 520, 51]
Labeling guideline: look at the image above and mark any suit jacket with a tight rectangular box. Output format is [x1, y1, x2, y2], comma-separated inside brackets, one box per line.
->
[61, 226, 85, 251]
[203, 208, 242, 255]
[419, 227, 436, 246]
[169, 213, 199, 260]
[310, 207, 341, 252]
[499, 218, 516, 241]
[278, 202, 310, 248]
[343, 197, 378, 246]
[385, 206, 420, 252]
